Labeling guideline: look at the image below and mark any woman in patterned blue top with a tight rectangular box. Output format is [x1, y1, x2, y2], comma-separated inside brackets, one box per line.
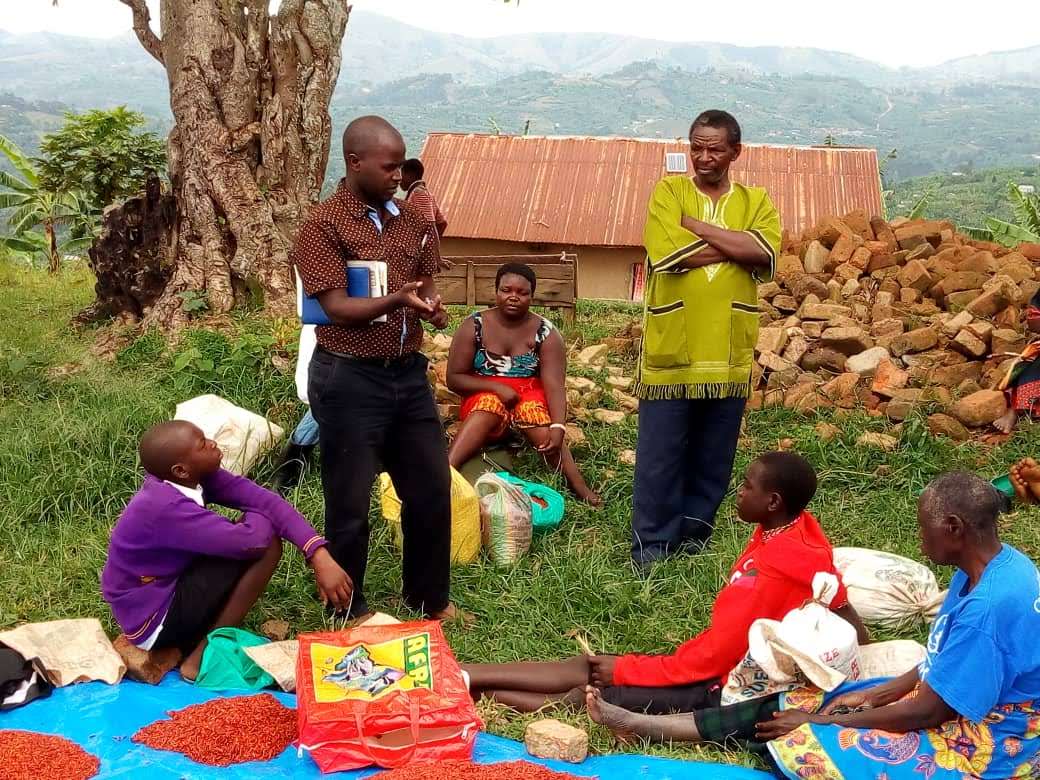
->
[447, 263, 601, 505]
[757, 471, 1040, 779]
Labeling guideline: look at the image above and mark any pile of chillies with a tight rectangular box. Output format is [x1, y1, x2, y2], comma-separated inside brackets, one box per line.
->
[132, 693, 296, 766]
[0, 730, 100, 779]
[371, 760, 585, 780]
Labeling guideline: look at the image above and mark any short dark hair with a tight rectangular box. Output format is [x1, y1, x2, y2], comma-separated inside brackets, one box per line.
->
[495, 262, 537, 294]
[689, 110, 742, 146]
[921, 471, 1001, 536]
[755, 451, 817, 516]
[402, 158, 424, 179]
[139, 420, 198, 480]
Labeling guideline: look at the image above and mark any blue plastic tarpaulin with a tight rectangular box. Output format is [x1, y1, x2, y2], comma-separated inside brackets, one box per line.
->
[0, 676, 771, 779]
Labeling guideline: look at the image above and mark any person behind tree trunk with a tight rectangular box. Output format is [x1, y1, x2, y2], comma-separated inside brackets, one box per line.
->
[446, 263, 601, 506]
[632, 110, 781, 568]
[401, 158, 448, 239]
[752, 471, 1040, 780]
[994, 289, 1040, 433]
[291, 115, 466, 624]
[101, 421, 352, 682]
[461, 452, 865, 715]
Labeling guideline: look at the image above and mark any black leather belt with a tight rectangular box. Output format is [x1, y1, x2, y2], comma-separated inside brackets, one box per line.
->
[316, 346, 419, 370]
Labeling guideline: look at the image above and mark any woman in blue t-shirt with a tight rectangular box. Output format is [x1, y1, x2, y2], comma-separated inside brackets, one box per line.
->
[756, 471, 1040, 779]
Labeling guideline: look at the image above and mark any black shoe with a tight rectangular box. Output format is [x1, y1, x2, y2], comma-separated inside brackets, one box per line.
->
[271, 443, 314, 494]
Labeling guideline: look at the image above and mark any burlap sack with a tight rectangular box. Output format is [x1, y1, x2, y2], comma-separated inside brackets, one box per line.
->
[833, 547, 946, 629]
[174, 394, 284, 476]
[0, 619, 125, 686]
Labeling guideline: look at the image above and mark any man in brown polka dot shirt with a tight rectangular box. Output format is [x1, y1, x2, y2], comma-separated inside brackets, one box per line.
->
[293, 115, 460, 622]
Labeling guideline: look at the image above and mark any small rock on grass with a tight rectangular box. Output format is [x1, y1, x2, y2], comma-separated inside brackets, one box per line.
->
[605, 375, 634, 391]
[565, 376, 597, 393]
[592, 408, 626, 425]
[525, 719, 589, 763]
[576, 344, 609, 367]
[261, 619, 292, 642]
[950, 390, 1007, 428]
[857, 432, 899, 451]
[564, 424, 587, 447]
[814, 422, 841, 442]
[927, 413, 971, 442]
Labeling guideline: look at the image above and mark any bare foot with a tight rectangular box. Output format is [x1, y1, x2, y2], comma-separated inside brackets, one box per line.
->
[1010, 464, 1032, 504]
[180, 645, 204, 683]
[560, 685, 588, 710]
[430, 603, 476, 627]
[585, 686, 636, 744]
[1020, 459, 1040, 503]
[994, 409, 1018, 434]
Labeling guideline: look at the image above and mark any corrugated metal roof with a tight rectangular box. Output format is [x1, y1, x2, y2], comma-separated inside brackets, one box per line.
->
[420, 133, 883, 247]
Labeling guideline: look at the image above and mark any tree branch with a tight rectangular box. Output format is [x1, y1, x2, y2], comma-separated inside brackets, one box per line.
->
[118, 0, 164, 65]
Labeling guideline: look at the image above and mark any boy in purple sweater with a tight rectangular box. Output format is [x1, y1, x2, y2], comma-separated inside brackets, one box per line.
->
[102, 420, 352, 680]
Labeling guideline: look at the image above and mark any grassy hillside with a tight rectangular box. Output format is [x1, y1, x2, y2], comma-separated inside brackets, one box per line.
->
[0, 93, 67, 163]
[887, 165, 1040, 227]
[328, 64, 1040, 183]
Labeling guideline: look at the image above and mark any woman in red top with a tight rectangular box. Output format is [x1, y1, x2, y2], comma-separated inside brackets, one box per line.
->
[462, 452, 867, 715]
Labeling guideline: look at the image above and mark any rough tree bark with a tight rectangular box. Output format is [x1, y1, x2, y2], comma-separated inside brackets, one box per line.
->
[102, 0, 350, 328]
[80, 175, 177, 324]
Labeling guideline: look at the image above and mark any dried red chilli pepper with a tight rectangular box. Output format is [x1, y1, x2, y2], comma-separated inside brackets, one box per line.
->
[0, 729, 100, 780]
[132, 693, 296, 766]
[370, 760, 588, 780]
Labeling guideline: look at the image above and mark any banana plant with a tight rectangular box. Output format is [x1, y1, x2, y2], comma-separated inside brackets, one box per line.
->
[962, 181, 1040, 248]
[907, 185, 936, 220]
[0, 134, 95, 272]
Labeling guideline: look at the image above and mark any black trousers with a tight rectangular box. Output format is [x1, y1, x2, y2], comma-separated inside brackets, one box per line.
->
[631, 397, 746, 563]
[308, 348, 451, 618]
[601, 679, 720, 714]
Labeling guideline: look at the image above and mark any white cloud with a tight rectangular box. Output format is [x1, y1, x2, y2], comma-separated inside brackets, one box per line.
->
[2, 0, 1038, 68]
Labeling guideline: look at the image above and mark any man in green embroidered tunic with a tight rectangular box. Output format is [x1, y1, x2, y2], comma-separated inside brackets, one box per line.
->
[632, 110, 781, 566]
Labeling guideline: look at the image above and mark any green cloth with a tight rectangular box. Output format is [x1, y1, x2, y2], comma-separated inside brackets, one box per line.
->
[195, 627, 275, 691]
[494, 472, 565, 531]
[636, 177, 781, 400]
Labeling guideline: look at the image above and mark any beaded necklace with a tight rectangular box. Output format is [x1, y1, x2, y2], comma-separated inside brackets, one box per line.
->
[762, 517, 799, 542]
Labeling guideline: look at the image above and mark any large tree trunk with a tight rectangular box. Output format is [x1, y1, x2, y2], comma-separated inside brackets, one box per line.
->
[109, 0, 350, 328]
[79, 175, 177, 325]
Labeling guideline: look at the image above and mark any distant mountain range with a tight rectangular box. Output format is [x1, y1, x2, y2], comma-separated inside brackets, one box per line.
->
[339, 12, 1040, 88]
[1, 9, 1038, 113]
[1, 11, 1039, 187]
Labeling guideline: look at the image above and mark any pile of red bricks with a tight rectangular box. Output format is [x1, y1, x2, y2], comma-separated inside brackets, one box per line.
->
[752, 210, 1040, 439]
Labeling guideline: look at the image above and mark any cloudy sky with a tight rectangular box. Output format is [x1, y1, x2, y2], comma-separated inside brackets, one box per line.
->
[2, 0, 1038, 68]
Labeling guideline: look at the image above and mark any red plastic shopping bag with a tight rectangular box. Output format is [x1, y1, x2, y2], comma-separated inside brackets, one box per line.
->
[296, 620, 482, 773]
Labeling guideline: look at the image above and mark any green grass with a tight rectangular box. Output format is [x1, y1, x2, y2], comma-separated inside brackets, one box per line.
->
[3, 261, 1040, 768]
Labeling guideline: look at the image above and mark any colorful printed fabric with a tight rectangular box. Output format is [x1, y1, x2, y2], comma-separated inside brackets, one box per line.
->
[1011, 376, 1040, 414]
[769, 544, 1040, 780]
[999, 341, 1040, 413]
[471, 311, 554, 379]
[999, 289, 1040, 413]
[460, 376, 551, 439]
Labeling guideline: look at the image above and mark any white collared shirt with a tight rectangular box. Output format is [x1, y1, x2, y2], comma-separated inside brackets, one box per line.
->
[164, 480, 204, 507]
